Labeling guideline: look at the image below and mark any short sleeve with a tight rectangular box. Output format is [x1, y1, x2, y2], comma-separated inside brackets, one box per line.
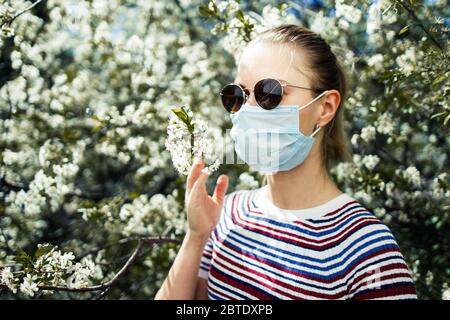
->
[197, 193, 232, 280]
[347, 225, 417, 300]
[197, 231, 215, 279]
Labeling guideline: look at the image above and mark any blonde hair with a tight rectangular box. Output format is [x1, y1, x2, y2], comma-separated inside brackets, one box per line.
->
[249, 24, 353, 172]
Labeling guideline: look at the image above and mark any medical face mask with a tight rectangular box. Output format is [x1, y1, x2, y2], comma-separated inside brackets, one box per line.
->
[229, 90, 328, 173]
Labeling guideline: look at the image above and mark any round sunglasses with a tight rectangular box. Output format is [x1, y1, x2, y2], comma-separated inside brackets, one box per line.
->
[220, 78, 318, 112]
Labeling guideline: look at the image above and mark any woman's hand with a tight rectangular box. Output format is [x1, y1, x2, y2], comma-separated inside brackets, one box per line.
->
[185, 159, 228, 242]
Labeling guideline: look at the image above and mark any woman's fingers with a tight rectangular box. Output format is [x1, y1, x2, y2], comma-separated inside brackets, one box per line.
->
[186, 158, 204, 193]
[212, 174, 228, 205]
[190, 171, 210, 198]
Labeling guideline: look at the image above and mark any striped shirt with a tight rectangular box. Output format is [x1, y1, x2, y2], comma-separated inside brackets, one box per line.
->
[198, 186, 417, 300]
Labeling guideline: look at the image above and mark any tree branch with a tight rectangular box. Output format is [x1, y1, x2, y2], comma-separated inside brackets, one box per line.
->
[395, 0, 444, 52]
[78, 231, 175, 260]
[0, 235, 180, 296]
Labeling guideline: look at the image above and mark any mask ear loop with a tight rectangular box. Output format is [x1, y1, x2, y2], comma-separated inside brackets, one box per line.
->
[297, 90, 328, 137]
[311, 123, 321, 137]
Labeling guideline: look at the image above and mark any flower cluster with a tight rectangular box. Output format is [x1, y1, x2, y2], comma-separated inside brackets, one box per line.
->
[119, 191, 186, 237]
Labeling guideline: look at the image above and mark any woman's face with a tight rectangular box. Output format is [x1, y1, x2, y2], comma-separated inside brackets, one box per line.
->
[234, 41, 326, 136]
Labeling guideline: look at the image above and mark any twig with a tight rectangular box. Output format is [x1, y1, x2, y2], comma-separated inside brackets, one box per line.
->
[78, 230, 176, 260]
[93, 235, 178, 300]
[0, 0, 45, 29]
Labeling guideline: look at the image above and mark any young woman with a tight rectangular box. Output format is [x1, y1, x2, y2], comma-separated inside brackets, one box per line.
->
[155, 25, 417, 300]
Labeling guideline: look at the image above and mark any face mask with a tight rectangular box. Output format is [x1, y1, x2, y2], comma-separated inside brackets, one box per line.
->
[229, 91, 328, 173]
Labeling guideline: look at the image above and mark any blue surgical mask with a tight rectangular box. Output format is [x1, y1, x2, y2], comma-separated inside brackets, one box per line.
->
[229, 91, 328, 173]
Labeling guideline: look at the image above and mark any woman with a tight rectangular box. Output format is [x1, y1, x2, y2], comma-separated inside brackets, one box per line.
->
[155, 24, 417, 300]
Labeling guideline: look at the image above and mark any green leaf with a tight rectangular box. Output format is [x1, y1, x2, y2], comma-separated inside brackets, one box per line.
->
[399, 25, 409, 35]
[91, 123, 104, 134]
[198, 5, 212, 17]
[236, 10, 244, 22]
[128, 191, 140, 199]
[14, 250, 33, 268]
[34, 244, 55, 259]
[431, 75, 447, 86]
[430, 111, 446, 119]
[171, 107, 194, 132]
[444, 113, 450, 125]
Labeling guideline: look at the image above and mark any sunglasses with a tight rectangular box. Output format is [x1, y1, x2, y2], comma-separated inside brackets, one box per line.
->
[220, 78, 319, 112]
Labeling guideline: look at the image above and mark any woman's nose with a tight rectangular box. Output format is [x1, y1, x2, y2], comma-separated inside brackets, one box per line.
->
[245, 90, 258, 106]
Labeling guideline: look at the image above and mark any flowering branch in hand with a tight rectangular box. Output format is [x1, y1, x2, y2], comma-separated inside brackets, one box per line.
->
[166, 106, 221, 176]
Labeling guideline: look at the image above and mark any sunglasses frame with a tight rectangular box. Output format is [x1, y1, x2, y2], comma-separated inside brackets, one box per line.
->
[220, 78, 319, 112]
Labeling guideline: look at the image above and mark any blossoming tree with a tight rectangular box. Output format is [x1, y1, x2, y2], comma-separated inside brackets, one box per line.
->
[0, 0, 448, 299]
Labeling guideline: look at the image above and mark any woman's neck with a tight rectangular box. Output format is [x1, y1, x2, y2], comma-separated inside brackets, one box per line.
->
[265, 149, 342, 210]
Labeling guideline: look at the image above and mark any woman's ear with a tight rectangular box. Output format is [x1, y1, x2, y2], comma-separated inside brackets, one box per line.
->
[318, 89, 340, 127]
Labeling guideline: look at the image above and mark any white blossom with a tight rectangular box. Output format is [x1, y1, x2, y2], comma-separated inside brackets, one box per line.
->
[1, 267, 18, 294]
[119, 191, 185, 237]
[19, 274, 39, 297]
[366, 3, 382, 36]
[376, 113, 394, 135]
[363, 155, 380, 171]
[431, 173, 449, 198]
[367, 54, 384, 72]
[442, 283, 450, 300]
[67, 256, 102, 289]
[351, 134, 359, 146]
[335, 0, 362, 25]
[360, 125, 377, 142]
[397, 166, 422, 187]
[396, 47, 419, 76]
[386, 181, 395, 197]
[374, 207, 386, 218]
[236, 172, 260, 190]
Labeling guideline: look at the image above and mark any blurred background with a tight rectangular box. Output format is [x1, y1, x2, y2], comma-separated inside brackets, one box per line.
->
[0, 0, 448, 299]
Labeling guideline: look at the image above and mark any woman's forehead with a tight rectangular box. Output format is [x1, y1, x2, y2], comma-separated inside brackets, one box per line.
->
[235, 42, 312, 86]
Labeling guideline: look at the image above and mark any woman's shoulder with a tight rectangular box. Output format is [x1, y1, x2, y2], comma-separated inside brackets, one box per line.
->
[315, 194, 399, 241]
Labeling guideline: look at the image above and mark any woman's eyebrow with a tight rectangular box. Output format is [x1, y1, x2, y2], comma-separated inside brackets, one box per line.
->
[234, 80, 246, 88]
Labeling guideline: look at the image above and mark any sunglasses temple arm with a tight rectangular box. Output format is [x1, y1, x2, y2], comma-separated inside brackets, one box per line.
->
[298, 90, 328, 111]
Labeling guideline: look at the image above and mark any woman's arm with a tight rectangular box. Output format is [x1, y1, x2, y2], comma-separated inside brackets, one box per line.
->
[348, 224, 417, 300]
[154, 231, 208, 300]
[154, 159, 228, 300]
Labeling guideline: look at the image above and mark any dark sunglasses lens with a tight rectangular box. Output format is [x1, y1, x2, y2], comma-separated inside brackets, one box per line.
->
[254, 79, 282, 110]
[220, 84, 245, 112]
